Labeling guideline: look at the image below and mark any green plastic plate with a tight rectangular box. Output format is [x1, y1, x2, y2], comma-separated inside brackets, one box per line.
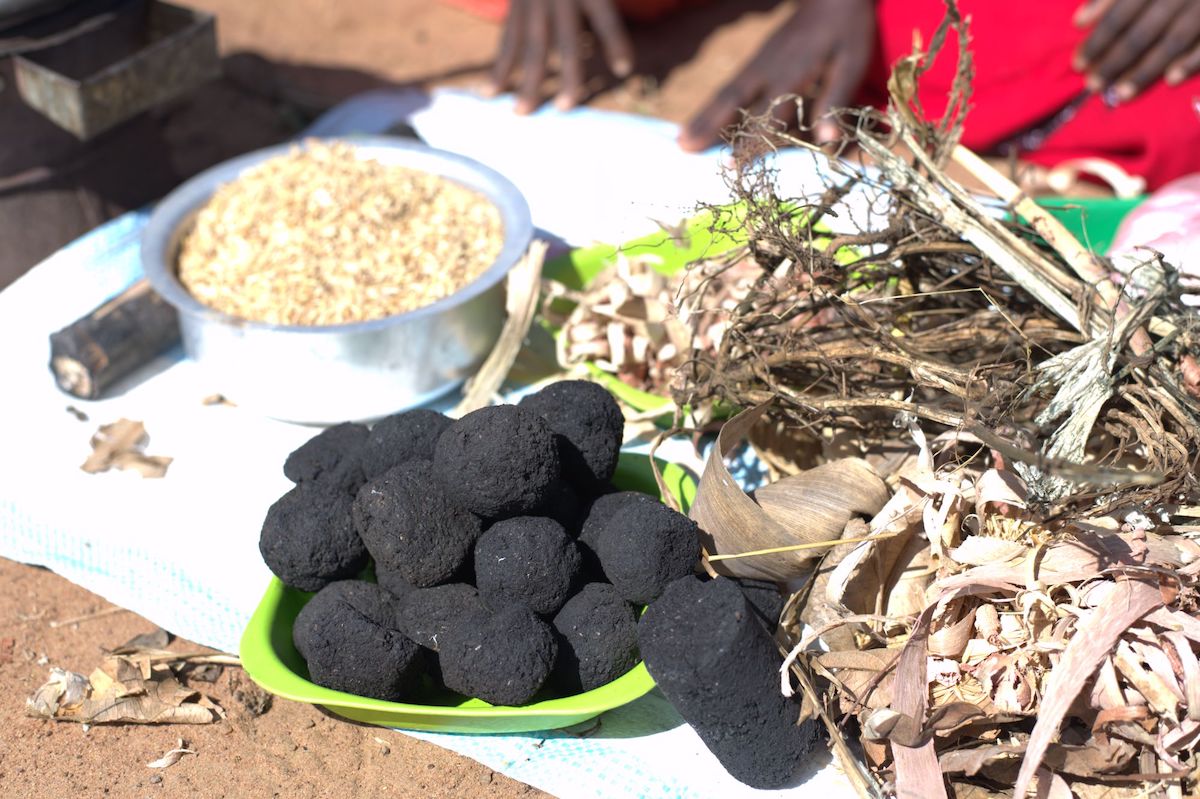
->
[240, 452, 695, 733]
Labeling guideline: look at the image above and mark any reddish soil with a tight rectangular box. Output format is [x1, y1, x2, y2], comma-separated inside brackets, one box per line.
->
[0, 556, 546, 799]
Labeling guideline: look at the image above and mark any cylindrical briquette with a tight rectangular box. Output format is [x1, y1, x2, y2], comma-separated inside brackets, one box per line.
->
[474, 517, 582, 616]
[438, 606, 558, 706]
[292, 581, 424, 702]
[733, 577, 785, 634]
[638, 576, 820, 789]
[353, 460, 483, 587]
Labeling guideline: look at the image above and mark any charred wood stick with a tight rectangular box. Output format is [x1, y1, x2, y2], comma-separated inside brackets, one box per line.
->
[49, 279, 180, 399]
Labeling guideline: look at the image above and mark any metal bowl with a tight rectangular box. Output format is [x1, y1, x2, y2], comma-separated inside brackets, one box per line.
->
[142, 136, 533, 424]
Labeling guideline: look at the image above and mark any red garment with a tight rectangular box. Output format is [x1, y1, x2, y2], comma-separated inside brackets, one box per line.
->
[445, 0, 1200, 188]
[868, 0, 1200, 189]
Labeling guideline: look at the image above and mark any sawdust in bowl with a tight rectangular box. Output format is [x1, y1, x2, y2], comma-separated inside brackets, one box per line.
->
[177, 141, 505, 326]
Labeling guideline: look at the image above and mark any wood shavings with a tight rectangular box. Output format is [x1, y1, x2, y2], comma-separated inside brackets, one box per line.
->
[547, 250, 765, 397]
[177, 141, 503, 326]
[81, 419, 172, 478]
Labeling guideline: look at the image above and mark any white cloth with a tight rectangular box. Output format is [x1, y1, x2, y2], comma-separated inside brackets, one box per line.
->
[0, 89, 858, 799]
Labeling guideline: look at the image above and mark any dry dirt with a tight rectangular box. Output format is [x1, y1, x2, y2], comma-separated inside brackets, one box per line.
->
[0, 556, 546, 799]
[2, 3, 791, 796]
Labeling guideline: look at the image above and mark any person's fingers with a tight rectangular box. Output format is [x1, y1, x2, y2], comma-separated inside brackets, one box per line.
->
[551, 0, 584, 109]
[1074, 0, 1145, 75]
[810, 43, 870, 142]
[1113, 9, 1200, 98]
[1084, 0, 1182, 92]
[677, 74, 765, 152]
[1167, 42, 1200, 85]
[515, 0, 550, 114]
[488, 0, 527, 94]
[579, 0, 634, 77]
[1074, 0, 1119, 28]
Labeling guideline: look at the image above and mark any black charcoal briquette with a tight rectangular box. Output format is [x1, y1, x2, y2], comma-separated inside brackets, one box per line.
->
[518, 380, 623, 492]
[396, 583, 487, 651]
[360, 409, 453, 480]
[283, 422, 368, 493]
[292, 581, 423, 702]
[551, 583, 639, 693]
[638, 576, 820, 789]
[438, 606, 558, 706]
[353, 460, 483, 587]
[474, 517, 582, 616]
[259, 481, 368, 593]
[597, 499, 700, 604]
[432, 405, 561, 519]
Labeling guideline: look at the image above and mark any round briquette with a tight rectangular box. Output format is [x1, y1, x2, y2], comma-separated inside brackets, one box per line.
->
[638, 576, 820, 789]
[518, 380, 623, 491]
[259, 481, 368, 593]
[360, 409, 453, 480]
[396, 583, 487, 651]
[577, 490, 656, 559]
[353, 460, 483, 587]
[292, 580, 424, 702]
[474, 517, 582, 616]
[432, 405, 561, 519]
[597, 499, 700, 604]
[374, 567, 416, 600]
[283, 422, 368, 492]
[551, 583, 639, 693]
[438, 606, 558, 706]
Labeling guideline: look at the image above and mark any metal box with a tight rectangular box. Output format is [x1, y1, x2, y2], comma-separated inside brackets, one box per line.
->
[13, 0, 218, 139]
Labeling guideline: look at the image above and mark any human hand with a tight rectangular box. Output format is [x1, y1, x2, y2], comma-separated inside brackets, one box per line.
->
[487, 0, 634, 114]
[1074, 0, 1200, 100]
[677, 0, 875, 152]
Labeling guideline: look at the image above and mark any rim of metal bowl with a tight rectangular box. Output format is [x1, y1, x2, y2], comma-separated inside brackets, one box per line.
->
[141, 135, 534, 335]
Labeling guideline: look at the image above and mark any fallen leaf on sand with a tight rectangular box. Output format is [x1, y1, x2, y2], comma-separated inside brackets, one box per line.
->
[25, 651, 224, 725]
[81, 418, 172, 478]
[147, 738, 196, 768]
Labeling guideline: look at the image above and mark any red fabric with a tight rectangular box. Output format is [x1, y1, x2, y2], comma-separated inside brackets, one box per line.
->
[870, 0, 1200, 189]
[443, 0, 1200, 188]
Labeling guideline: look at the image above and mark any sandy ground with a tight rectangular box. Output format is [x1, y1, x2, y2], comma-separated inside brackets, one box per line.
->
[2, 3, 789, 797]
[0, 557, 545, 799]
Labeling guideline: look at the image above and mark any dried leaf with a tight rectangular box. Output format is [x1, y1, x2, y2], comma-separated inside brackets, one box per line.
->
[974, 469, 1028, 518]
[891, 604, 949, 799]
[25, 657, 220, 726]
[147, 738, 196, 769]
[754, 459, 891, 545]
[825, 484, 925, 616]
[948, 537, 1027, 567]
[691, 403, 889, 580]
[1012, 579, 1165, 799]
[81, 419, 171, 478]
